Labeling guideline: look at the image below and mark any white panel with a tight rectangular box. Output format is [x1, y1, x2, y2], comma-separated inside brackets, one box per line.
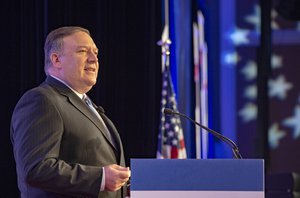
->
[131, 191, 264, 198]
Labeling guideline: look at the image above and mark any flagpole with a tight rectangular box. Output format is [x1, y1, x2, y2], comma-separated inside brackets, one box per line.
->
[193, 10, 209, 159]
[198, 11, 209, 159]
[158, 0, 171, 72]
[193, 22, 201, 159]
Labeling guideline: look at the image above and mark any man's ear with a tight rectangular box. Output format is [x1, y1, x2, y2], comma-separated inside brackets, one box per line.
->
[50, 53, 62, 68]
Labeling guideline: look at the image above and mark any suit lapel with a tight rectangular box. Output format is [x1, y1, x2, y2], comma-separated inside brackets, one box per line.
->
[45, 76, 118, 152]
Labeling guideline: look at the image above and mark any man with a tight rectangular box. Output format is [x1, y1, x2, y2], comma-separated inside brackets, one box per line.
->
[10, 26, 130, 198]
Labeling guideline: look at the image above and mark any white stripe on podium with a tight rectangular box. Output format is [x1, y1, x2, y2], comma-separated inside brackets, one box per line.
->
[131, 191, 264, 198]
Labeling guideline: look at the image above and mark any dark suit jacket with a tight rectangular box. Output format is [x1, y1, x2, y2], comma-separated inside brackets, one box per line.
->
[10, 76, 126, 198]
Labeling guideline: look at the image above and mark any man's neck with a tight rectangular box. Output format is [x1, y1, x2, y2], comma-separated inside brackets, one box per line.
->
[49, 75, 84, 99]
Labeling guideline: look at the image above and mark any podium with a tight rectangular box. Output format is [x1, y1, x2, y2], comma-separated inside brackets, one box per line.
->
[130, 159, 264, 198]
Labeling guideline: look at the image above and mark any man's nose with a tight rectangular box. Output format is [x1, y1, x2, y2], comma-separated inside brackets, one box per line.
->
[88, 51, 98, 62]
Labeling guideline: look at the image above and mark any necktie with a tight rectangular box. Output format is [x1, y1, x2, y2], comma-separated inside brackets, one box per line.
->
[83, 95, 116, 147]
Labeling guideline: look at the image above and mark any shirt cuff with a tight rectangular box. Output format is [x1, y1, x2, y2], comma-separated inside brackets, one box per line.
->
[100, 167, 105, 191]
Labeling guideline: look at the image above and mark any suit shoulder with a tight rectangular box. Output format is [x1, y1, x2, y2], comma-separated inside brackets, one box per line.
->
[21, 82, 60, 99]
[13, 83, 62, 112]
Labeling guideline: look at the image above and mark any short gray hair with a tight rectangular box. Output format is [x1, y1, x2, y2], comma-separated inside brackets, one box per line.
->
[44, 26, 90, 75]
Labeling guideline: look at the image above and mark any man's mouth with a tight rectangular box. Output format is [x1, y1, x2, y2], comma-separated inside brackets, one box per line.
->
[84, 68, 96, 72]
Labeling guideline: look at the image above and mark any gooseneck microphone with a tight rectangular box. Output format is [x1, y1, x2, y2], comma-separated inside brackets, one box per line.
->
[163, 108, 242, 159]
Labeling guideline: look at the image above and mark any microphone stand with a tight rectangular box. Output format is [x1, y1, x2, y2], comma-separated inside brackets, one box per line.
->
[164, 108, 242, 159]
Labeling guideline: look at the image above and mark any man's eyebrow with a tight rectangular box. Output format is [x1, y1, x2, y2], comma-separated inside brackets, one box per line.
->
[76, 45, 98, 51]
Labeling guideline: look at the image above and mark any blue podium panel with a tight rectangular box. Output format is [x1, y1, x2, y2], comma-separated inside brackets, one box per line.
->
[130, 159, 264, 198]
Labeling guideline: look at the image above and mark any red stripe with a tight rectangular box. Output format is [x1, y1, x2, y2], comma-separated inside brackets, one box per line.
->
[171, 147, 178, 158]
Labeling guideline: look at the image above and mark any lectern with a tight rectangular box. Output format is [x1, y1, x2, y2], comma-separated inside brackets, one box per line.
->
[130, 159, 264, 198]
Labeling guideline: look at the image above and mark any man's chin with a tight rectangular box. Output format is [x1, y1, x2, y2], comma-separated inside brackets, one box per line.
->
[87, 79, 97, 87]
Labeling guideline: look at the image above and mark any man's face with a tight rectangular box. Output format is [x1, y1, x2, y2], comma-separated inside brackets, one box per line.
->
[57, 31, 99, 93]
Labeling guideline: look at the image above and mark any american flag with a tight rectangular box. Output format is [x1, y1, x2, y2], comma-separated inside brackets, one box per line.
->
[231, 1, 300, 171]
[156, 66, 187, 159]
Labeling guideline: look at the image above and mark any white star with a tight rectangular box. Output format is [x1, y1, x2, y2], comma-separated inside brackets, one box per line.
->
[268, 123, 286, 149]
[239, 102, 257, 123]
[241, 61, 257, 80]
[271, 9, 280, 29]
[164, 123, 170, 129]
[245, 4, 260, 32]
[172, 139, 178, 146]
[268, 75, 293, 100]
[224, 52, 240, 65]
[168, 131, 174, 137]
[297, 22, 300, 31]
[171, 118, 177, 124]
[229, 28, 250, 45]
[163, 80, 167, 87]
[271, 54, 283, 69]
[283, 105, 300, 139]
[244, 85, 257, 100]
[245, 5, 279, 32]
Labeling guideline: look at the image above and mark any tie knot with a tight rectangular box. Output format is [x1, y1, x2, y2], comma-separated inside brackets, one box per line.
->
[83, 95, 92, 106]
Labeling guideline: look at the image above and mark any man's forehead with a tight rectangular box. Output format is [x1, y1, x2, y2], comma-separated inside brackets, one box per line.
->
[63, 33, 97, 48]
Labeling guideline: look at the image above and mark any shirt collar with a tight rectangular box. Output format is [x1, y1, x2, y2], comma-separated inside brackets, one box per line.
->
[50, 75, 84, 99]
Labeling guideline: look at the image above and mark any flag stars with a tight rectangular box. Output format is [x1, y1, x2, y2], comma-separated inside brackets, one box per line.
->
[245, 4, 261, 32]
[224, 52, 240, 65]
[229, 28, 250, 45]
[172, 139, 178, 146]
[163, 80, 168, 87]
[268, 123, 286, 149]
[171, 118, 177, 124]
[297, 22, 300, 31]
[164, 123, 170, 129]
[244, 4, 279, 32]
[167, 131, 174, 137]
[283, 105, 300, 139]
[239, 102, 257, 123]
[268, 75, 293, 100]
[271, 9, 280, 29]
[244, 85, 257, 100]
[169, 95, 176, 103]
[162, 89, 167, 96]
[271, 54, 283, 69]
[241, 61, 257, 81]
[157, 68, 186, 158]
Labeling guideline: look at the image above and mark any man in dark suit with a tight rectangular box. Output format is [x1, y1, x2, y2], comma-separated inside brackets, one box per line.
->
[10, 26, 130, 198]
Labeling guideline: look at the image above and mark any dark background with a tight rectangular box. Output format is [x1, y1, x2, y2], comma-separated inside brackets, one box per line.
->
[0, 0, 162, 196]
[2, 0, 300, 197]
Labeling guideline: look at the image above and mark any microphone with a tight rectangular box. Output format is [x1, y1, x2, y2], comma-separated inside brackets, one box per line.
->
[163, 108, 242, 159]
[95, 105, 105, 114]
